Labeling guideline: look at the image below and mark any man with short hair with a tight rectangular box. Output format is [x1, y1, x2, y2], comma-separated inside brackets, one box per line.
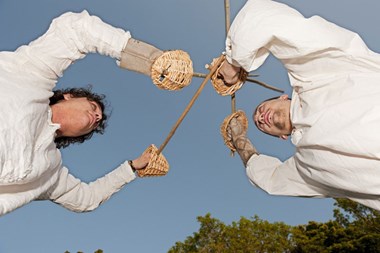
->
[253, 95, 292, 140]
[219, 0, 380, 210]
[0, 10, 167, 215]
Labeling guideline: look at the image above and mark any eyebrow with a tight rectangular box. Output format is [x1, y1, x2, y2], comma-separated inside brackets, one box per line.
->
[253, 106, 259, 128]
[91, 101, 101, 110]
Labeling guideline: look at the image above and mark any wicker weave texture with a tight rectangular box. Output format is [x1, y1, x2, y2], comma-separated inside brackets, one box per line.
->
[208, 55, 248, 96]
[151, 50, 193, 91]
[220, 110, 248, 153]
[137, 144, 170, 177]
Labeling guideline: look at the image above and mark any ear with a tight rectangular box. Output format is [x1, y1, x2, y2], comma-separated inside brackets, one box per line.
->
[279, 135, 288, 140]
[63, 93, 73, 100]
[279, 94, 289, 100]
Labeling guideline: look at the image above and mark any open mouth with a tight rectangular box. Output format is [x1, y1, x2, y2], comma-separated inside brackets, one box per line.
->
[264, 110, 271, 126]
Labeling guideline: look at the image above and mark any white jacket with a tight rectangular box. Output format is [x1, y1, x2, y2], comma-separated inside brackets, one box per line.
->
[226, 0, 380, 210]
[0, 10, 136, 215]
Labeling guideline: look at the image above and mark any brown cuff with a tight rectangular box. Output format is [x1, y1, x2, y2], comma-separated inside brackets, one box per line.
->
[120, 38, 163, 76]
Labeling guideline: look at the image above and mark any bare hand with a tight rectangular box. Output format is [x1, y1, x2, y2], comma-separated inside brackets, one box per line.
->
[131, 149, 152, 170]
[218, 61, 241, 85]
[228, 118, 258, 166]
[228, 117, 247, 140]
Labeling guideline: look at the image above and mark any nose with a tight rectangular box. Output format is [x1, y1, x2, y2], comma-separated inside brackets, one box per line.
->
[257, 111, 264, 124]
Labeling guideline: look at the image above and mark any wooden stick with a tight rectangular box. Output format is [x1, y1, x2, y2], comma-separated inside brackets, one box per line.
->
[193, 72, 259, 78]
[192, 72, 209, 78]
[231, 93, 236, 111]
[246, 78, 284, 93]
[225, 0, 231, 35]
[158, 56, 225, 154]
[192, 72, 284, 93]
[224, 0, 236, 115]
[227, 0, 235, 156]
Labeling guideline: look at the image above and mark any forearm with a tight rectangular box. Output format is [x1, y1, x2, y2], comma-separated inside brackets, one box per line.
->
[20, 10, 131, 80]
[0, 194, 31, 216]
[225, 0, 305, 71]
[50, 10, 130, 59]
[233, 135, 258, 167]
[226, 0, 363, 73]
[119, 38, 163, 76]
[48, 163, 136, 212]
[246, 155, 326, 197]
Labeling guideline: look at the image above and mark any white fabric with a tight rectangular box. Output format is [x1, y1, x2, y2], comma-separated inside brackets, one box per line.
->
[0, 10, 136, 215]
[226, 0, 380, 210]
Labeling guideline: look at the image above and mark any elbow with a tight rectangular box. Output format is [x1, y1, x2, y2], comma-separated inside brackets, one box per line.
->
[63, 202, 101, 213]
[55, 196, 107, 213]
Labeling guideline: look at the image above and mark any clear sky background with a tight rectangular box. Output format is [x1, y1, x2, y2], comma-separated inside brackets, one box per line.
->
[0, 0, 380, 252]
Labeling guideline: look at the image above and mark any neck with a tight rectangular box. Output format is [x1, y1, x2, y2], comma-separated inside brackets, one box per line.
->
[50, 104, 64, 136]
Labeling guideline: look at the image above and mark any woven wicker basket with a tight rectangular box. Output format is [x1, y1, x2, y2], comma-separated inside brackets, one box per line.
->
[208, 55, 248, 96]
[220, 110, 249, 153]
[151, 50, 193, 91]
[137, 144, 170, 177]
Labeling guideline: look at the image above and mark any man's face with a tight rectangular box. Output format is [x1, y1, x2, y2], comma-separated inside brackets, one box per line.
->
[58, 94, 103, 137]
[253, 95, 292, 139]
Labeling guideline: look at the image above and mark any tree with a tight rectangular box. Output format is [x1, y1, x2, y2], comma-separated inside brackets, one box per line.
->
[62, 200, 380, 252]
[168, 213, 292, 253]
[290, 199, 380, 253]
[333, 199, 380, 233]
[168, 199, 380, 253]
[63, 250, 103, 253]
[291, 220, 355, 253]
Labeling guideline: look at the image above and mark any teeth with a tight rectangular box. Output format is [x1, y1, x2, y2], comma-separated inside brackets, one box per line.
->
[266, 110, 271, 125]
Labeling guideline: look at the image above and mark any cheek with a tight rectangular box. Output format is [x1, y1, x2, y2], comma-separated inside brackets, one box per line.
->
[260, 125, 273, 135]
[262, 125, 280, 136]
[71, 112, 89, 128]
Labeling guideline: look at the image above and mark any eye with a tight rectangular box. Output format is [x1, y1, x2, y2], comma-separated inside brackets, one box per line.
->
[90, 102, 97, 110]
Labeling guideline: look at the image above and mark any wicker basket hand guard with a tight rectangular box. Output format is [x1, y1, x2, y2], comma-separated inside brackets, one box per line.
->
[137, 144, 170, 177]
[120, 39, 193, 91]
[220, 110, 249, 154]
[207, 55, 248, 96]
[151, 50, 194, 91]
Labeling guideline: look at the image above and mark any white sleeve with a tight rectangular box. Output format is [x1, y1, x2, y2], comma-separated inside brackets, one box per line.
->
[226, 0, 376, 76]
[246, 154, 326, 197]
[0, 192, 34, 216]
[15, 10, 131, 82]
[46, 162, 136, 212]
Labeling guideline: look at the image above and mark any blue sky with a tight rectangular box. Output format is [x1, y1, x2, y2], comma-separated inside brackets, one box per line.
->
[1, 0, 379, 252]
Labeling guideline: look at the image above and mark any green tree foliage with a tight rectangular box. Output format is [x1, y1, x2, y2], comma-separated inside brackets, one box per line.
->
[168, 199, 380, 253]
[62, 200, 380, 253]
[168, 213, 292, 253]
[63, 250, 103, 253]
[291, 220, 355, 253]
[291, 199, 380, 253]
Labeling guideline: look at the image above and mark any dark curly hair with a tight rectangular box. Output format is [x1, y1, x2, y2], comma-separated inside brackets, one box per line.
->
[49, 86, 109, 149]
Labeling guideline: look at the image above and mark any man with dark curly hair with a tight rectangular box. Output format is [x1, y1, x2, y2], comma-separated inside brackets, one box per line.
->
[49, 86, 108, 149]
[0, 10, 169, 215]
